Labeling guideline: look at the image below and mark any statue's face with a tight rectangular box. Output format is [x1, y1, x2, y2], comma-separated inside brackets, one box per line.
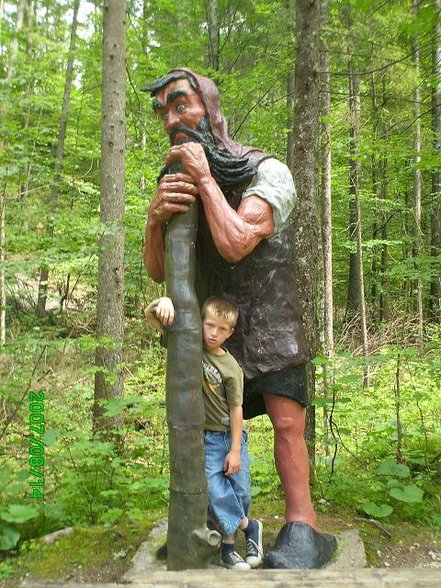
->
[154, 79, 206, 144]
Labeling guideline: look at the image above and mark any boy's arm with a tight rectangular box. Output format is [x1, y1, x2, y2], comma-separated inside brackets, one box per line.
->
[223, 404, 243, 477]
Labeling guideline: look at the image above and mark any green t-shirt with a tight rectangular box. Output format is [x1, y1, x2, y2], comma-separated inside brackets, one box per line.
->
[202, 349, 244, 432]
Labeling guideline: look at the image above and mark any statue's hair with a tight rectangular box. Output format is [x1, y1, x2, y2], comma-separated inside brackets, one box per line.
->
[142, 70, 197, 96]
[142, 67, 267, 163]
[201, 297, 239, 327]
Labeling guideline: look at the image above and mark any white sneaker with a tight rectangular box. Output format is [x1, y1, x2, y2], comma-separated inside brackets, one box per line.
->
[245, 519, 263, 568]
[221, 549, 251, 570]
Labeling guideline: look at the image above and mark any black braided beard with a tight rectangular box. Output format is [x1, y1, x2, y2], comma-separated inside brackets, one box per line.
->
[158, 117, 256, 190]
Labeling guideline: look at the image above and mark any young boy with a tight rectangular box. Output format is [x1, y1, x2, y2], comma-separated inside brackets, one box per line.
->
[145, 295, 263, 570]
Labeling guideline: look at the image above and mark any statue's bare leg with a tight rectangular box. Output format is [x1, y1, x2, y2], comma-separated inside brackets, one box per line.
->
[263, 394, 337, 569]
[263, 394, 317, 527]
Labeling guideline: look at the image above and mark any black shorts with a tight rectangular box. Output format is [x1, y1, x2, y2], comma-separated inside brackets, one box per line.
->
[243, 364, 309, 420]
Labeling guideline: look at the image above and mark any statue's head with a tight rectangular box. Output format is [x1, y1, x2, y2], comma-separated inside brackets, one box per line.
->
[143, 69, 226, 149]
[143, 68, 258, 187]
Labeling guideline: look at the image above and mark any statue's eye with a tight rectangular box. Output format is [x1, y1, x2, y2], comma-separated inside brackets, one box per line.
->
[176, 104, 186, 113]
[161, 113, 168, 121]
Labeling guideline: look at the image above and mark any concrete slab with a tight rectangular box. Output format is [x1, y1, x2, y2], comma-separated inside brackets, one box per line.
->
[123, 518, 367, 582]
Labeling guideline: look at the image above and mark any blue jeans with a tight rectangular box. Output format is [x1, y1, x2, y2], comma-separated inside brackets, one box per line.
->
[204, 429, 251, 537]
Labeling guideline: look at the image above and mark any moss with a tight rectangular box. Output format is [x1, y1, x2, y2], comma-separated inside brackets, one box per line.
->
[1, 513, 162, 586]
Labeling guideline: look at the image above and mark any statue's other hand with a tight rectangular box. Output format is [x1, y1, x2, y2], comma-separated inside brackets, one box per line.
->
[149, 172, 198, 223]
[165, 143, 211, 184]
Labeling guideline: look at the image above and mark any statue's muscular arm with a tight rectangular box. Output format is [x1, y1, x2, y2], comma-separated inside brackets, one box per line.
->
[143, 143, 275, 282]
[197, 176, 274, 264]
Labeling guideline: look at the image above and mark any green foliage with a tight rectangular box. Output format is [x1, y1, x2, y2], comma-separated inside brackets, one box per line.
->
[313, 339, 441, 525]
[0, 327, 169, 550]
[1, 0, 441, 561]
[0, 505, 40, 551]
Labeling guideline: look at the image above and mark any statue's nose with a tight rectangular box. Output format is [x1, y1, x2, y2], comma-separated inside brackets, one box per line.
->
[165, 112, 180, 134]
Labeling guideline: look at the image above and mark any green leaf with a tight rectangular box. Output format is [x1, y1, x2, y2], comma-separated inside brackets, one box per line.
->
[0, 467, 12, 487]
[0, 523, 20, 551]
[389, 484, 424, 504]
[312, 354, 330, 366]
[311, 397, 334, 407]
[386, 478, 401, 489]
[0, 505, 39, 524]
[15, 470, 30, 482]
[102, 397, 134, 417]
[339, 374, 361, 385]
[127, 508, 144, 522]
[43, 428, 62, 446]
[99, 489, 119, 498]
[98, 508, 123, 524]
[362, 502, 393, 518]
[378, 461, 411, 478]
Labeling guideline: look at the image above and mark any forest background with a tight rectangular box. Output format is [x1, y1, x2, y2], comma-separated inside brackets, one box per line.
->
[0, 0, 440, 580]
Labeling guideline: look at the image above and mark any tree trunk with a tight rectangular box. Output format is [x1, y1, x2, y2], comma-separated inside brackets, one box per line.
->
[207, 0, 220, 71]
[0, 186, 5, 348]
[1, 0, 27, 346]
[286, 0, 295, 169]
[93, 0, 126, 438]
[320, 0, 333, 454]
[379, 142, 389, 323]
[344, 14, 359, 320]
[413, 0, 424, 345]
[370, 72, 380, 317]
[430, 0, 441, 323]
[349, 66, 369, 386]
[292, 0, 321, 458]
[36, 0, 80, 316]
[370, 72, 389, 323]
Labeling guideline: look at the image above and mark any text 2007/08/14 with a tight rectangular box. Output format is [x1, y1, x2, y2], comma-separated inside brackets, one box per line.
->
[29, 390, 45, 499]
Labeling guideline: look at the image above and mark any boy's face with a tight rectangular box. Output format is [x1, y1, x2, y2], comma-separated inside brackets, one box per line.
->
[202, 313, 234, 352]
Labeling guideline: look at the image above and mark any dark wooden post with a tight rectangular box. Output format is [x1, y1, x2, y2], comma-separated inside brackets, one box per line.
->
[164, 163, 220, 570]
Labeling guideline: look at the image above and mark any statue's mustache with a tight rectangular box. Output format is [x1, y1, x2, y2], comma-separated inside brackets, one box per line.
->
[169, 124, 214, 147]
[163, 123, 256, 188]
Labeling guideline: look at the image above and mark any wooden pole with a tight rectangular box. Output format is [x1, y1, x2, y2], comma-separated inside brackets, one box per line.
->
[164, 161, 220, 570]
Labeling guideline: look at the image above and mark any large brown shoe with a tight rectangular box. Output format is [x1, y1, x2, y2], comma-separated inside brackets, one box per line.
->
[263, 522, 337, 569]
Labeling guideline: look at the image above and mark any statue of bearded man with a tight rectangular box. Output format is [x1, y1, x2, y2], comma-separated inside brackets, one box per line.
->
[143, 68, 337, 569]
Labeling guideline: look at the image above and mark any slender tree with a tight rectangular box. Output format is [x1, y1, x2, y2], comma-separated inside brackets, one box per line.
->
[93, 0, 126, 437]
[349, 66, 369, 386]
[320, 0, 333, 451]
[344, 11, 359, 320]
[291, 0, 321, 451]
[0, 185, 4, 348]
[206, 0, 220, 71]
[413, 0, 424, 345]
[36, 0, 80, 316]
[370, 71, 380, 317]
[430, 0, 441, 323]
[379, 74, 389, 324]
[1, 0, 27, 346]
[286, 0, 295, 169]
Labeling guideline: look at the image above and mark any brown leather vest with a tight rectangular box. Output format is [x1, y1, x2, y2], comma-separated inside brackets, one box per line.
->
[195, 160, 310, 381]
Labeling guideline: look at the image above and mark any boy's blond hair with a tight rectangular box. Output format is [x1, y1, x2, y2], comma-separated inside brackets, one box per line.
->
[201, 297, 239, 327]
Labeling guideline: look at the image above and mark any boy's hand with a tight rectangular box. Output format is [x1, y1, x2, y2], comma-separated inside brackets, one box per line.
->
[224, 450, 241, 477]
[156, 297, 175, 326]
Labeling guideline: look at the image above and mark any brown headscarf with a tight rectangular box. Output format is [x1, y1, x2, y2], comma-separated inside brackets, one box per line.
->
[148, 67, 265, 163]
